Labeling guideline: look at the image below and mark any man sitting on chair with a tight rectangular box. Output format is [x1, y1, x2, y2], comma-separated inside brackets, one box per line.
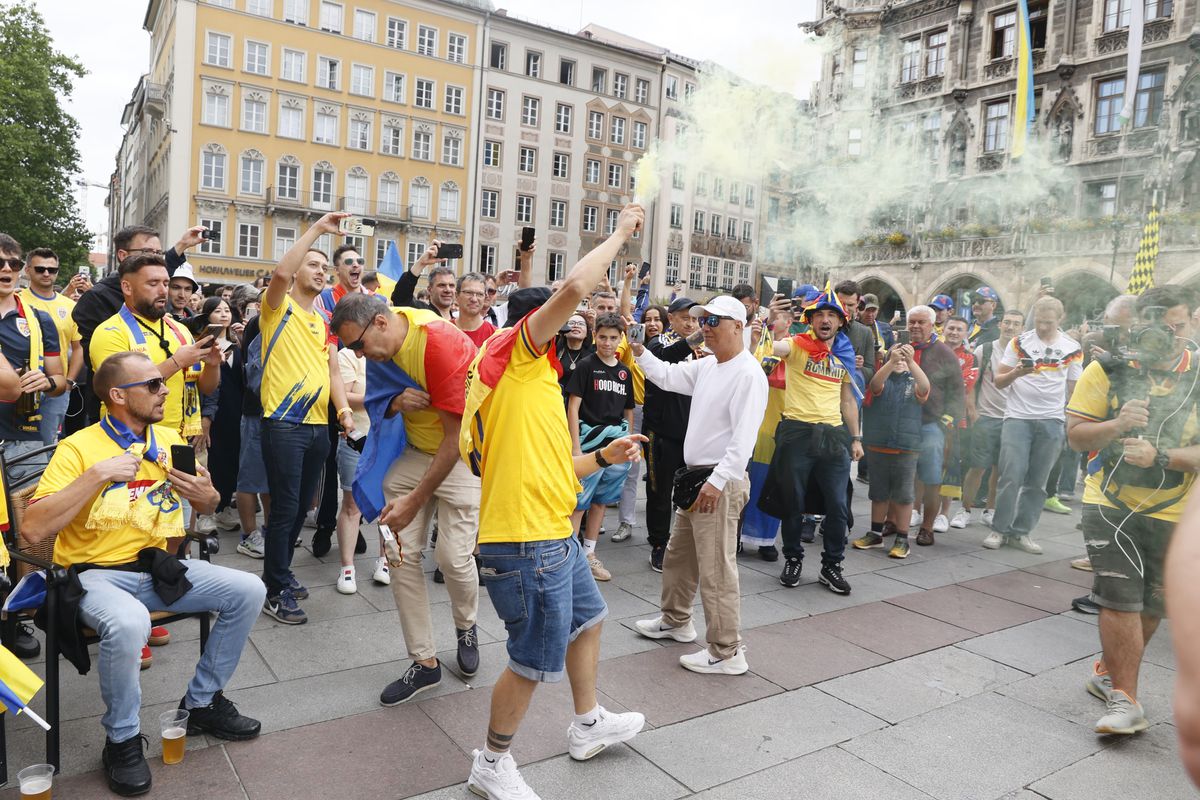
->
[22, 351, 266, 797]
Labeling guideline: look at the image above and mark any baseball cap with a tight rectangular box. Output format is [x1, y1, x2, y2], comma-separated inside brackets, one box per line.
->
[690, 295, 749, 322]
[667, 296, 698, 314]
[794, 283, 818, 300]
[861, 293, 880, 310]
[171, 261, 199, 291]
[502, 286, 552, 327]
[930, 294, 955, 311]
[972, 286, 1000, 303]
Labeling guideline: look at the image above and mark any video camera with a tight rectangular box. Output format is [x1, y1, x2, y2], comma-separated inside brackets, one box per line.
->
[1096, 305, 1175, 366]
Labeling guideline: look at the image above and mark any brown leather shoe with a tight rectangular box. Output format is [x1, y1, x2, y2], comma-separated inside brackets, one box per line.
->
[915, 528, 935, 546]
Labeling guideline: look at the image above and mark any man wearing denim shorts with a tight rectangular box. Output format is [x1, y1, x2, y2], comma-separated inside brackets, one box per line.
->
[1067, 286, 1199, 736]
[459, 204, 647, 800]
[235, 308, 269, 558]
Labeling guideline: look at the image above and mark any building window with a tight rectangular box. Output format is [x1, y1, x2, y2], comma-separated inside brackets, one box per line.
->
[314, 111, 337, 144]
[923, 113, 941, 161]
[547, 251, 565, 282]
[695, 172, 707, 196]
[669, 204, 682, 228]
[583, 205, 598, 232]
[374, 239, 388, 266]
[245, 0, 269, 14]
[417, 25, 436, 56]
[447, 33, 467, 63]
[381, 124, 403, 156]
[312, 166, 334, 208]
[245, 41, 269, 75]
[378, 175, 400, 215]
[479, 244, 496, 274]
[483, 140, 501, 167]
[607, 162, 623, 189]
[632, 121, 647, 150]
[1145, 0, 1174, 22]
[414, 78, 434, 109]
[689, 255, 703, 286]
[992, 10, 1016, 59]
[384, 72, 405, 103]
[442, 134, 462, 166]
[282, 49, 305, 82]
[713, 177, 724, 200]
[318, 56, 339, 90]
[1029, 2, 1048, 48]
[555, 103, 572, 133]
[351, 64, 374, 96]
[585, 159, 600, 184]
[984, 99, 1010, 152]
[412, 130, 432, 161]
[349, 118, 370, 150]
[742, 221, 753, 242]
[199, 218, 223, 254]
[604, 208, 619, 235]
[1087, 180, 1118, 216]
[1135, 68, 1166, 128]
[613, 73, 628, 99]
[521, 95, 539, 126]
[353, 9, 374, 41]
[319, 1, 342, 32]
[739, 263, 751, 283]
[525, 50, 541, 78]
[410, 179, 431, 218]
[552, 152, 569, 179]
[665, 251, 680, 285]
[693, 210, 705, 233]
[710, 213, 722, 236]
[666, 76, 678, 100]
[900, 37, 919, 82]
[672, 165, 684, 189]
[745, 186, 755, 207]
[550, 199, 566, 228]
[240, 97, 265, 133]
[610, 116, 626, 146]
[490, 41, 507, 70]
[635, 78, 649, 104]
[277, 161, 299, 199]
[1095, 76, 1124, 135]
[206, 32, 231, 67]
[203, 91, 230, 126]
[402, 241, 423, 267]
[925, 31, 947, 78]
[559, 58, 575, 85]
[722, 261, 734, 289]
[729, 182, 740, 204]
[237, 223, 261, 259]
[201, 149, 226, 190]
[386, 18, 406, 49]
[279, 104, 302, 138]
[440, 183, 460, 222]
[344, 170, 367, 213]
[706, 258, 719, 287]
[847, 127, 862, 156]
[283, 0, 307, 23]
[591, 67, 606, 94]
[1104, 0, 1130, 31]
[587, 111, 603, 139]
[685, 82, 696, 98]
[851, 47, 868, 88]
[480, 189, 498, 219]
[444, 85, 464, 115]
[726, 218, 738, 239]
[516, 195, 534, 224]
[486, 88, 504, 120]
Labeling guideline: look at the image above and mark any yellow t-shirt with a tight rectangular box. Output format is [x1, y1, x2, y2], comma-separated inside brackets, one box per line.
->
[467, 319, 580, 543]
[90, 308, 201, 437]
[32, 423, 185, 567]
[260, 294, 334, 425]
[782, 341, 849, 425]
[1066, 359, 1198, 523]
[616, 337, 646, 406]
[20, 289, 79, 373]
[388, 307, 476, 455]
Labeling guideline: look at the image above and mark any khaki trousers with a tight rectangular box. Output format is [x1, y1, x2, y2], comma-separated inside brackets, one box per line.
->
[660, 475, 750, 660]
[383, 448, 481, 662]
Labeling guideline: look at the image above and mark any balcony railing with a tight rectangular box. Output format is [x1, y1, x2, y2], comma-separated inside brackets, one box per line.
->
[265, 187, 411, 222]
[337, 195, 413, 222]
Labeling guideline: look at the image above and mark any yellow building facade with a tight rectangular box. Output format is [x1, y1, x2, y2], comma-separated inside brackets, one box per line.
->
[136, 0, 480, 284]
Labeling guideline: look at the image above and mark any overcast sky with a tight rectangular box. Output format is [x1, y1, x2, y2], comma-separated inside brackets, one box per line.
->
[33, 0, 822, 242]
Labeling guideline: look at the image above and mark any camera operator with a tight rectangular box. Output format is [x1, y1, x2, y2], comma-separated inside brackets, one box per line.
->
[1066, 286, 1200, 737]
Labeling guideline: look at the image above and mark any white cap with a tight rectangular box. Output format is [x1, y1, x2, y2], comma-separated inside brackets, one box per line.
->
[690, 295, 748, 323]
[172, 261, 199, 291]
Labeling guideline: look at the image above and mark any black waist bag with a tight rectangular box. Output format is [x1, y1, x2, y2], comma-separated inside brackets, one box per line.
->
[673, 466, 715, 511]
[809, 423, 850, 459]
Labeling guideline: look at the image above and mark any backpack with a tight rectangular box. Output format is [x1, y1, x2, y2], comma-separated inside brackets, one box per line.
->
[244, 306, 292, 396]
[974, 340, 997, 399]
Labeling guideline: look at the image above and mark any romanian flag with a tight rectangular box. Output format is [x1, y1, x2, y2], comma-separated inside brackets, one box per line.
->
[1128, 204, 1160, 295]
[1012, 0, 1036, 158]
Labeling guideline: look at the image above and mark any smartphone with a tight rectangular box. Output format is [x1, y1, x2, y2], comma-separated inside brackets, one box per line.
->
[638, 261, 651, 281]
[436, 243, 464, 260]
[520, 226, 536, 252]
[346, 429, 367, 453]
[759, 276, 774, 307]
[170, 444, 196, 476]
[777, 277, 795, 300]
[200, 228, 220, 243]
[628, 323, 646, 345]
[77, 266, 92, 282]
[896, 330, 911, 345]
[203, 324, 224, 342]
[1020, 357, 1035, 368]
[338, 216, 377, 236]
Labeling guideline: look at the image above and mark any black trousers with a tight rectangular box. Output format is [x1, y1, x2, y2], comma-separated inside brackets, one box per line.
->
[315, 415, 340, 530]
[645, 430, 685, 548]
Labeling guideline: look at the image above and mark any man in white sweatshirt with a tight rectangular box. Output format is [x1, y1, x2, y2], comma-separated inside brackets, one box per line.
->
[629, 295, 769, 675]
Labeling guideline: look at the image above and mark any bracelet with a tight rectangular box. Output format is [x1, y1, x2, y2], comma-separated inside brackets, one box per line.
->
[46, 376, 58, 393]
[337, 407, 353, 420]
[594, 449, 612, 468]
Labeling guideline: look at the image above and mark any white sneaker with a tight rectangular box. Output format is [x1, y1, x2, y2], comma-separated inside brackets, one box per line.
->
[195, 514, 217, 534]
[1011, 535, 1044, 554]
[214, 506, 241, 531]
[611, 522, 633, 542]
[634, 616, 697, 643]
[932, 514, 950, 533]
[237, 531, 265, 558]
[302, 508, 318, 529]
[910, 509, 923, 528]
[336, 566, 357, 595]
[1094, 690, 1149, 735]
[981, 531, 1004, 550]
[1087, 660, 1113, 702]
[950, 509, 971, 529]
[679, 646, 749, 675]
[468, 750, 541, 800]
[567, 706, 645, 761]
[982, 509, 995, 527]
[372, 557, 391, 585]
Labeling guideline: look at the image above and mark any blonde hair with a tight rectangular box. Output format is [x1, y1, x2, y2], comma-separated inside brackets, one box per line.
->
[1032, 296, 1065, 320]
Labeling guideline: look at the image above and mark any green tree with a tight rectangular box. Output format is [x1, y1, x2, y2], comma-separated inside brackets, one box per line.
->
[0, 1, 90, 279]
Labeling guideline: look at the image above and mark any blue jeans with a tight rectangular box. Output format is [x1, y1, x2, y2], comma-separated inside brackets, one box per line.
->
[1, 439, 49, 486]
[478, 536, 608, 683]
[991, 417, 1065, 537]
[262, 419, 330, 596]
[77, 559, 265, 742]
[38, 391, 70, 444]
[778, 431, 851, 566]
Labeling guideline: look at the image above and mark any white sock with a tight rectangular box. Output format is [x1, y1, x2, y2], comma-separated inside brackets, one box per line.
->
[573, 705, 600, 726]
[482, 746, 506, 764]
[583, 538, 597, 556]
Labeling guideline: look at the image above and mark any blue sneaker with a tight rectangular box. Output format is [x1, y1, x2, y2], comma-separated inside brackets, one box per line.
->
[287, 574, 309, 600]
[263, 588, 307, 625]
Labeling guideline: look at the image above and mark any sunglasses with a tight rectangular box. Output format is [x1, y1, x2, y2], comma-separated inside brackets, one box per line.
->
[32, 265, 59, 275]
[341, 258, 366, 266]
[345, 325, 371, 351]
[0, 258, 23, 270]
[116, 377, 167, 393]
[698, 315, 730, 328]
[126, 247, 165, 256]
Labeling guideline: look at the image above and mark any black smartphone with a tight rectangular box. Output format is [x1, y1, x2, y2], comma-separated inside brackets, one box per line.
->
[896, 330, 911, 345]
[347, 430, 367, 453]
[638, 261, 651, 281]
[777, 277, 795, 300]
[436, 243, 463, 260]
[200, 228, 219, 243]
[170, 444, 196, 476]
[1020, 357, 1036, 368]
[204, 324, 224, 342]
[759, 276, 774, 307]
[520, 226, 536, 252]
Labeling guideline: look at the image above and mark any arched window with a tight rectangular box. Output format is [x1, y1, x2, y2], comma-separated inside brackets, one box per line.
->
[239, 149, 265, 195]
[200, 143, 227, 192]
[378, 171, 401, 216]
[345, 166, 369, 213]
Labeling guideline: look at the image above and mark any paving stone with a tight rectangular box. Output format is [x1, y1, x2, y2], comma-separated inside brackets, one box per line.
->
[876, 554, 1014, 590]
[956, 615, 1101, 674]
[691, 745, 936, 800]
[818, 645, 1027, 723]
[997, 658, 1177, 729]
[887, 584, 1048, 634]
[629, 687, 885, 791]
[762, 571, 918, 616]
[1144, 620, 1176, 670]
[843, 691, 1102, 800]
[1029, 722, 1200, 799]
[248, 610, 407, 680]
[597, 582, 661, 620]
[1023, 558, 1096, 589]
[595, 642, 781, 727]
[230, 705, 471, 800]
[960, 570, 1085, 613]
[499, 747, 688, 800]
[807, 601, 974, 660]
[739, 617, 888, 690]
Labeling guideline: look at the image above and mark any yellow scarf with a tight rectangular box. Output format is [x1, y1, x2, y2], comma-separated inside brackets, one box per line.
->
[84, 443, 183, 540]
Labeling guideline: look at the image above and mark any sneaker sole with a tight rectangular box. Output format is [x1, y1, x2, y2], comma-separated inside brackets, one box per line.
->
[336, 584, 357, 595]
[818, 574, 851, 595]
[949, 522, 968, 529]
[635, 624, 697, 643]
[981, 539, 1003, 550]
[649, 562, 663, 573]
[568, 720, 645, 761]
[373, 576, 391, 586]
[611, 532, 632, 542]
[1095, 717, 1149, 735]
[852, 540, 885, 550]
[236, 547, 265, 559]
[185, 721, 262, 741]
[779, 577, 801, 587]
[679, 658, 749, 676]
[380, 678, 442, 707]
[888, 551, 910, 559]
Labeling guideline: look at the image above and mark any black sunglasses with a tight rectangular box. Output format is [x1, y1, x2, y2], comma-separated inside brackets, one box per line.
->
[341, 257, 366, 266]
[698, 314, 730, 328]
[345, 325, 371, 351]
[0, 258, 23, 270]
[116, 377, 167, 393]
[32, 265, 59, 275]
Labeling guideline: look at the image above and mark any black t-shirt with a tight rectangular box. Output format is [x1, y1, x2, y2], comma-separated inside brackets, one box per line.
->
[565, 352, 634, 432]
[643, 333, 694, 441]
[556, 339, 594, 395]
[0, 304, 61, 440]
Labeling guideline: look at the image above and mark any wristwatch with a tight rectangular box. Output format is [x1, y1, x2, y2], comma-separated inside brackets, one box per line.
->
[851, 435, 863, 442]
[594, 450, 612, 468]
[1154, 448, 1171, 470]
[46, 376, 58, 393]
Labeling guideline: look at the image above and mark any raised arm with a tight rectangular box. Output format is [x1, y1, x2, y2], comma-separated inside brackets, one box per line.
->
[269, 212, 347, 310]
[633, 341, 701, 396]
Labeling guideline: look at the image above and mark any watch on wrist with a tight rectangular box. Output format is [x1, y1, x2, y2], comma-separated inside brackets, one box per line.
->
[851, 435, 862, 442]
[1154, 448, 1171, 470]
[594, 449, 612, 468]
[46, 376, 58, 393]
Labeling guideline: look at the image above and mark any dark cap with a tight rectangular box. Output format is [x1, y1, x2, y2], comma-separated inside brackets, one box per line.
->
[503, 287, 553, 327]
[667, 297, 698, 314]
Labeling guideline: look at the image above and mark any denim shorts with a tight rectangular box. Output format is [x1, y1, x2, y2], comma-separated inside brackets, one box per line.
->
[236, 415, 269, 494]
[1083, 504, 1173, 617]
[336, 438, 360, 492]
[575, 460, 632, 511]
[916, 422, 945, 485]
[968, 415, 1004, 470]
[479, 535, 608, 683]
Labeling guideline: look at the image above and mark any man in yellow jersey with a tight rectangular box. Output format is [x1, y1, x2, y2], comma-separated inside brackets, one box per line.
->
[1067, 286, 1200, 737]
[23, 351, 264, 797]
[330, 291, 482, 704]
[259, 213, 354, 625]
[459, 205, 647, 800]
[21, 247, 83, 444]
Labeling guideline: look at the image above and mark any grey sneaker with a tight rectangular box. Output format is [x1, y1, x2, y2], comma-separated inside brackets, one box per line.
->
[1086, 661, 1112, 702]
[1011, 535, 1043, 554]
[237, 531, 265, 558]
[1094, 690, 1149, 735]
[611, 522, 633, 542]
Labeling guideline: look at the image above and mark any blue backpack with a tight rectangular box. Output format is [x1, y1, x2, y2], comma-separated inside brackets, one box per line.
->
[244, 306, 292, 396]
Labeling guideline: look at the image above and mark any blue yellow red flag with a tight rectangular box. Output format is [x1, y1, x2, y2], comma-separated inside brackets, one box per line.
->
[1012, 0, 1036, 158]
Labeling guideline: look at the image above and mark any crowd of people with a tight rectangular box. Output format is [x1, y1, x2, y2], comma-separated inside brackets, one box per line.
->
[0, 205, 1197, 799]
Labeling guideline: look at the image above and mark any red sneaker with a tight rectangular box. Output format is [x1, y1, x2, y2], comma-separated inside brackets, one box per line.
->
[147, 625, 170, 647]
[140, 645, 153, 670]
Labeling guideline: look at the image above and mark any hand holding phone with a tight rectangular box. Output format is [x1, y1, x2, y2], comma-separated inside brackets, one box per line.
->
[170, 444, 197, 476]
[896, 330, 911, 346]
[520, 226, 536, 252]
[435, 242, 463, 260]
[628, 323, 646, 345]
